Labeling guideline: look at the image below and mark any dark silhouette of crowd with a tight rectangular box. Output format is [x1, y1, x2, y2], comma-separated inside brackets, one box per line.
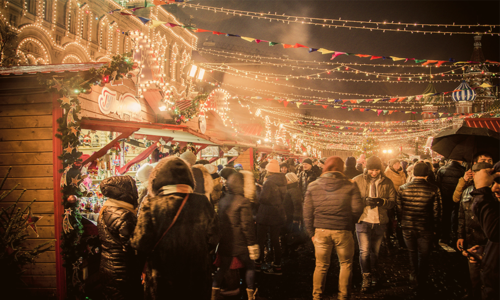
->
[94, 150, 500, 300]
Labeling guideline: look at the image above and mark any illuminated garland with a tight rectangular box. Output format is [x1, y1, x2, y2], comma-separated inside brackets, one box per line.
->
[201, 62, 491, 80]
[198, 48, 499, 69]
[176, 2, 499, 36]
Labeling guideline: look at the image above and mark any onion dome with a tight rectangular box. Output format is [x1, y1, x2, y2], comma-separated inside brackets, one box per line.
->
[452, 81, 476, 102]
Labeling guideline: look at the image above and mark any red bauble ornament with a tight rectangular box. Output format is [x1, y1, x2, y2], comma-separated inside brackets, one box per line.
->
[67, 195, 78, 204]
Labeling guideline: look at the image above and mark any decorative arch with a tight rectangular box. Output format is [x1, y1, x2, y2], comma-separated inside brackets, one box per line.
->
[98, 16, 110, 50]
[16, 37, 51, 65]
[96, 56, 111, 62]
[61, 42, 91, 62]
[62, 54, 82, 63]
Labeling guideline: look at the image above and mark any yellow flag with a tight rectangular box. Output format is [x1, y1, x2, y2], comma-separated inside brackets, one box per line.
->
[241, 37, 256, 43]
[150, 20, 166, 28]
[296, 102, 301, 108]
[439, 113, 444, 117]
[327, 98, 335, 102]
[373, 99, 381, 103]
[391, 56, 405, 61]
[405, 111, 411, 114]
[318, 48, 335, 54]
[480, 83, 493, 88]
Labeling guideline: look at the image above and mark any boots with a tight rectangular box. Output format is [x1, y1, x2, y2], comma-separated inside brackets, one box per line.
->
[211, 287, 220, 300]
[361, 273, 371, 293]
[371, 271, 378, 287]
[246, 288, 258, 300]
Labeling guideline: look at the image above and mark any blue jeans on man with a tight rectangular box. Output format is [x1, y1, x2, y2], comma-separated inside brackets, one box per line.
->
[355, 222, 386, 275]
[402, 229, 433, 287]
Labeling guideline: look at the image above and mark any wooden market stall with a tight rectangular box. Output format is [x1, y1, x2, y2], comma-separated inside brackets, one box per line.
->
[0, 63, 218, 299]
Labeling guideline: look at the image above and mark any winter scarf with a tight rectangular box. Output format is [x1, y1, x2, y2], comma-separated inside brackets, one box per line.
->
[158, 184, 194, 196]
[102, 198, 137, 215]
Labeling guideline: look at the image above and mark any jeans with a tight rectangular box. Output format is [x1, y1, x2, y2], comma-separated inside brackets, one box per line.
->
[257, 224, 281, 265]
[356, 222, 386, 274]
[312, 229, 354, 300]
[213, 254, 255, 290]
[402, 229, 433, 286]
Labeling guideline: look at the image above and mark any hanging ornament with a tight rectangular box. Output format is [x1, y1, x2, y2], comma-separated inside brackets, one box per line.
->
[67, 195, 78, 204]
[63, 208, 74, 234]
[23, 207, 43, 238]
[60, 165, 72, 188]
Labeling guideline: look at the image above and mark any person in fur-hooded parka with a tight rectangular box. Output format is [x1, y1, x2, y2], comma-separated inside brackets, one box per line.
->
[192, 164, 214, 201]
[131, 157, 220, 300]
[98, 175, 142, 300]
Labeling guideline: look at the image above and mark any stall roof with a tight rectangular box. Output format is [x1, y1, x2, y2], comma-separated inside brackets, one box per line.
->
[0, 63, 107, 75]
[80, 117, 217, 145]
[465, 118, 500, 132]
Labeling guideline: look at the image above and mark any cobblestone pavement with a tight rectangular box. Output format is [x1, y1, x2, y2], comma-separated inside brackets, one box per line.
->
[223, 239, 471, 300]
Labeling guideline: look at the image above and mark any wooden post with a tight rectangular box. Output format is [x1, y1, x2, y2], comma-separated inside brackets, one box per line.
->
[52, 95, 66, 299]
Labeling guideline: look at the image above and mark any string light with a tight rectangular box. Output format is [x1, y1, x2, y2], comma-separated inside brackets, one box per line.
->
[177, 3, 500, 36]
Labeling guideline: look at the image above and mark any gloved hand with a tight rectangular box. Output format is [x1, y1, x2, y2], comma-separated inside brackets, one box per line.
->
[248, 244, 260, 260]
[366, 197, 384, 208]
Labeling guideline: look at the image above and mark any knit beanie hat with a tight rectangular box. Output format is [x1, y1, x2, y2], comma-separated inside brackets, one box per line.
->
[235, 163, 243, 170]
[217, 164, 223, 172]
[366, 156, 382, 171]
[388, 159, 400, 168]
[322, 156, 344, 174]
[180, 151, 197, 166]
[266, 159, 280, 173]
[413, 162, 429, 177]
[285, 172, 299, 183]
[204, 164, 217, 174]
[136, 163, 154, 183]
[345, 156, 357, 168]
[302, 158, 313, 166]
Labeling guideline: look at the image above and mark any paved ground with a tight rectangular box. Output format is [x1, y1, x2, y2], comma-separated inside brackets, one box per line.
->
[222, 238, 471, 300]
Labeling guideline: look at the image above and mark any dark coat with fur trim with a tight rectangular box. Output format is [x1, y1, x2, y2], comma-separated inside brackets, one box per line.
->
[131, 157, 220, 300]
[257, 173, 287, 226]
[218, 171, 257, 256]
[98, 176, 142, 300]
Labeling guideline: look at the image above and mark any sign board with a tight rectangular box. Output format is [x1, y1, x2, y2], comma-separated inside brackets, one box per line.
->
[98, 87, 143, 121]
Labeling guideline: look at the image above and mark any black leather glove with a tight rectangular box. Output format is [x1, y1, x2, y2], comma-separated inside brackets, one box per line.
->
[366, 197, 384, 208]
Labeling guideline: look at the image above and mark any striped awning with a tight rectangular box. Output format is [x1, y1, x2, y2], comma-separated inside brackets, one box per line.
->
[452, 81, 476, 102]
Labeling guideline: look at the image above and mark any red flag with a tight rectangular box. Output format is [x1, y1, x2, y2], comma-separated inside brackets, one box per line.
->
[370, 56, 383, 60]
[283, 100, 288, 107]
[294, 43, 308, 48]
[195, 29, 211, 33]
[283, 44, 293, 48]
[322, 105, 327, 109]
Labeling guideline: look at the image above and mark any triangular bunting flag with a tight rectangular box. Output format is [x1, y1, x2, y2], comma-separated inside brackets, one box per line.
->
[322, 105, 327, 109]
[331, 52, 346, 60]
[391, 56, 405, 61]
[269, 42, 279, 46]
[294, 43, 308, 48]
[370, 56, 383, 60]
[318, 48, 334, 54]
[138, 17, 150, 25]
[283, 44, 294, 49]
[150, 20, 167, 28]
[436, 61, 446, 67]
[241, 37, 256, 42]
[195, 29, 211, 33]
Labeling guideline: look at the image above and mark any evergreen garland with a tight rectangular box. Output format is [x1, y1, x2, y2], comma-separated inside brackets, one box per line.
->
[170, 93, 208, 123]
[38, 53, 133, 298]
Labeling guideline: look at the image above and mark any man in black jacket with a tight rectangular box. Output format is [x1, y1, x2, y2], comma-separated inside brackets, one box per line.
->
[397, 162, 441, 292]
[469, 164, 500, 300]
[436, 159, 465, 244]
[304, 157, 364, 300]
[457, 162, 491, 300]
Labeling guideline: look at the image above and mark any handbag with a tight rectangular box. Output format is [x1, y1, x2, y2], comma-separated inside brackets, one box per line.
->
[141, 194, 189, 284]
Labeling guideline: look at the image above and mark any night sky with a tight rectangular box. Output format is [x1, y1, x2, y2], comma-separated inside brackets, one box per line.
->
[168, 1, 500, 122]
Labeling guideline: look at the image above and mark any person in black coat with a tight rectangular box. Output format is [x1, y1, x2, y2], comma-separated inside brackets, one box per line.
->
[468, 164, 500, 300]
[397, 163, 442, 292]
[282, 173, 304, 253]
[212, 171, 259, 300]
[436, 159, 465, 244]
[256, 159, 287, 274]
[344, 156, 362, 179]
[98, 175, 142, 300]
[131, 157, 219, 300]
[298, 158, 318, 198]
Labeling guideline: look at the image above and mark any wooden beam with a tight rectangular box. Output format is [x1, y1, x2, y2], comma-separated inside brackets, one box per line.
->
[52, 94, 65, 300]
[81, 130, 136, 166]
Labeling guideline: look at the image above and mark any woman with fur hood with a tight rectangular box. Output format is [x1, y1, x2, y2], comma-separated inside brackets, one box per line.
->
[212, 171, 260, 300]
[192, 164, 215, 202]
[131, 157, 220, 300]
[98, 175, 143, 300]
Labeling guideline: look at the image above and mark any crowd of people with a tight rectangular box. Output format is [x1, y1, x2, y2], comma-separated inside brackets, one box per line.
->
[95, 149, 500, 300]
